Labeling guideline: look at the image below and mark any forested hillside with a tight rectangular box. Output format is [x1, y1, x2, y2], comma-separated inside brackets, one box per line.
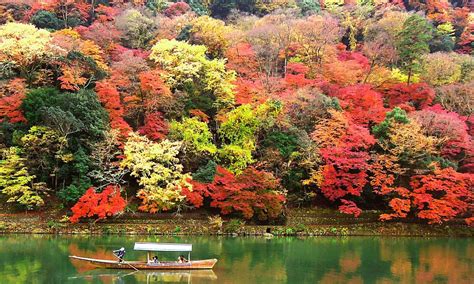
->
[0, 0, 472, 226]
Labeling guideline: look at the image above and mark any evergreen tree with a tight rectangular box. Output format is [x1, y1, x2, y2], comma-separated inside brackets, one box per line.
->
[397, 15, 433, 84]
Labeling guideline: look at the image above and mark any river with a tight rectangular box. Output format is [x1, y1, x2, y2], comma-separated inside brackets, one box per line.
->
[0, 235, 472, 283]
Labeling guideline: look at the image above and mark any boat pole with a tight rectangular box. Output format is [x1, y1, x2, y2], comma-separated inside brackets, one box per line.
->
[113, 253, 139, 271]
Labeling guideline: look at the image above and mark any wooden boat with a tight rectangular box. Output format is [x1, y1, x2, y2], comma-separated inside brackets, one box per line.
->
[69, 242, 218, 270]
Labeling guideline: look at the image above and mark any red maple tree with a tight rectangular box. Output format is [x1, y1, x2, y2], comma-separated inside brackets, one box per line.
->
[138, 112, 168, 141]
[95, 80, 132, 138]
[0, 78, 27, 123]
[333, 84, 386, 126]
[184, 166, 285, 220]
[70, 185, 127, 223]
[383, 83, 435, 110]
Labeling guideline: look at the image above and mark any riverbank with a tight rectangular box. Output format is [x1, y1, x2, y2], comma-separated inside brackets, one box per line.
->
[0, 208, 472, 237]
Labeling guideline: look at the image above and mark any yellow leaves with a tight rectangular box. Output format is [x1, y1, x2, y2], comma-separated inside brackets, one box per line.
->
[0, 147, 44, 208]
[311, 110, 348, 148]
[0, 23, 52, 69]
[121, 133, 191, 212]
[149, 39, 235, 110]
[380, 121, 441, 163]
[80, 40, 108, 72]
[390, 68, 420, 84]
[420, 52, 463, 86]
[53, 28, 81, 39]
[303, 168, 324, 187]
[169, 117, 217, 155]
[58, 65, 88, 91]
[149, 39, 207, 87]
[190, 16, 233, 57]
[255, 0, 297, 13]
[58, 153, 74, 163]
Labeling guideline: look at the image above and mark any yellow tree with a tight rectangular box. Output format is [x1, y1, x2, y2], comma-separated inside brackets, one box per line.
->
[0, 23, 54, 82]
[293, 14, 342, 73]
[149, 39, 235, 111]
[380, 121, 441, 165]
[190, 16, 233, 58]
[121, 133, 192, 212]
[0, 147, 45, 209]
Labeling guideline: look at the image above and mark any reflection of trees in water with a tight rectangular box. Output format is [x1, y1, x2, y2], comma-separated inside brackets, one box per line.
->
[72, 270, 218, 283]
[216, 237, 288, 282]
[0, 235, 77, 283]
[285, 237, 473, 283]
[379, 238, 473, 284]
[0, 235, 472, 283]
[1, 259, 42, 284]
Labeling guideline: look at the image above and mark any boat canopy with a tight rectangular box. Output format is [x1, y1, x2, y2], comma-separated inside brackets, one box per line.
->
[134, 243, 192, 252]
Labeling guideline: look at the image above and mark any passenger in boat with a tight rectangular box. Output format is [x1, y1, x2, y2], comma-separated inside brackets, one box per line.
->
[178, 255, 188, 263]
[152, 256, 159, 263]
[113, 247, 126, 262]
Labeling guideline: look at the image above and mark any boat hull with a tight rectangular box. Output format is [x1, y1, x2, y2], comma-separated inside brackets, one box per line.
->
[69, 256, 217, 270]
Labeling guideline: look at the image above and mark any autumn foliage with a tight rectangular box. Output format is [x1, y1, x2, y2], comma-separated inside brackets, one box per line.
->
[308, 111, 375, 214]
[70, 185, 127, 223]
[0, 0, 472, 226]
[380, 166, 473, 225]
[184, 166, 285, 221]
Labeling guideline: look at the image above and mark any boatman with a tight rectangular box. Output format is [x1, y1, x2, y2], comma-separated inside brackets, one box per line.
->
[113, 247, 126, 262]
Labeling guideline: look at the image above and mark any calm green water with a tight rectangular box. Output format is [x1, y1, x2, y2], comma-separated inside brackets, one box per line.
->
[0, 235, 472, 284]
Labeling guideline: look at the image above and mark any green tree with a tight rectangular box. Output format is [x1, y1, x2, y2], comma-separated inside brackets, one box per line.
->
[372, 107, 409, 141]
[30, 10, 60, 30]
[57, 147, 92, 204]
[0, 147, 45, 208]
[297, 0, 320, 14]
[218, 102, 281, 173]
[169, 117, 217, 155]
[192, 160, 217, 183]
[22, 88, 108, 141]
[396, 14, 433, 84]
[116, 9, 157, 49]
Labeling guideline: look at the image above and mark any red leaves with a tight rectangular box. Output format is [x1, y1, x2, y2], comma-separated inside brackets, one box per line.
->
[379, 198, 411, 221]
[225, 42, 259, 79]
[333, 84, 386, 126]
[410, 167, 473, 224]
[384, 83, 435, 110]
[338, 199, 362, 217]
[164, 2, 190, 17]
[0, 78, 27, 123]
[234, 78, 266, 105]
[185, 166, 285, 220]
[138, 112, 168, 141]
[320, 148, 372, 201]
[380, 167, 474, 224]
[95, 81, 131, 138]
[311, 112, 375, 213]
[139, 70, 171, 98]
[457, 23, 473, 55]
[70, 185, 127, 223]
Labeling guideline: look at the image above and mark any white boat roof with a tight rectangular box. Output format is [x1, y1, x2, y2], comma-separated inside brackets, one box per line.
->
[134, 242, 192, 252]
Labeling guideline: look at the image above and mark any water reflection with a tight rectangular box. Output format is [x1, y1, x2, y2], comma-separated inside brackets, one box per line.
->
[70, 270, 217, 283]
[0, 235, 471, 283]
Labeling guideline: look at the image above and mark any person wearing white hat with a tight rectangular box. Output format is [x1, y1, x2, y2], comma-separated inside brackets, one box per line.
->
[113, 247, 126, 262]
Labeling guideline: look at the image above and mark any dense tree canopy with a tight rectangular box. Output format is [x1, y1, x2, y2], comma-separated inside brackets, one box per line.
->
[0, 0, 472, 225]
